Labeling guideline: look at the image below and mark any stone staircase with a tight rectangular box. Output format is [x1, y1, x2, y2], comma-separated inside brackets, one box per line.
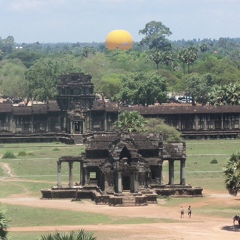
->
[121, 194, 136, 206]
[73, 134, 83, 144]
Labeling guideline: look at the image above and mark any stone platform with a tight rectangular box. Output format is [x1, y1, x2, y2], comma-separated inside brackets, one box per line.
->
[40, 184, 203, 207]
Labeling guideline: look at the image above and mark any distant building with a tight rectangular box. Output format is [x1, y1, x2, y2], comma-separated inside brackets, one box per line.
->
[0, 72, 240, 143]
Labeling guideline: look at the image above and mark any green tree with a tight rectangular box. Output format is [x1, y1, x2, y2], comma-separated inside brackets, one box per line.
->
[223, 152, 240, 196]
[145, 118, 182, 142]
[1, 36, 15, 56]
[38, 229, 96, 240]
[208, 83, 240, 106]
[177, 47, 198, 74]
[81, 46, 96, 58]
[0, 207, 9, 240]
[199, 43, 209, 53]
[116, 72, 167, 105]
[114, 111, 147, 134]
[7, 49, 43, 68]
[0, 59, 27, 99]
[99, 74, 123, 99]
[186, 73, 216, 105]
[25, 56, 82, 101]
[139, 21, 172, 51]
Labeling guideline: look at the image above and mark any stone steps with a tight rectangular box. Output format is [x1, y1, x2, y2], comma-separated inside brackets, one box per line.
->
[73, 134, 83, 144]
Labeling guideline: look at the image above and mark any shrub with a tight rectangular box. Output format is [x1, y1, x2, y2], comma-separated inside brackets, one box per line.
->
[2, 151, 16, 159]
[18, 151, 27, 156]
[210, 159, 218, 164]
[145, 118, 182, 142]
[38, 229, 96, 240]
[52, 148, 60, 151]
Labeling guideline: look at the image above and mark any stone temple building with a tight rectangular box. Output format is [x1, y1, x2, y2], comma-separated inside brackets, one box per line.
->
[41, 132, 202, 206]
[1, 72, 240, 144]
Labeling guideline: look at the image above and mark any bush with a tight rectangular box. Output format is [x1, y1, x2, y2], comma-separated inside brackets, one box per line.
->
[210, 159, 218, 164]
[38, 229, 96, 240]
[145, 118, 182, 142]
[18, 151, 27, 156]
[52, 148, 60, 151]
[2, 151, 16, 159]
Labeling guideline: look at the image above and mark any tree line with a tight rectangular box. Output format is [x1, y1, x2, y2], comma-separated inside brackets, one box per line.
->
[1, 21, 240, 106]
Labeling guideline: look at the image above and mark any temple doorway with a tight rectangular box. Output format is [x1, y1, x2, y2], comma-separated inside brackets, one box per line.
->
[73, 121, 83, 134]
[122, 175, 130, 191]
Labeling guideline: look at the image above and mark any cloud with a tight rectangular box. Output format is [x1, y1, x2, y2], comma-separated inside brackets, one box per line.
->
[9, 0, 67, 12]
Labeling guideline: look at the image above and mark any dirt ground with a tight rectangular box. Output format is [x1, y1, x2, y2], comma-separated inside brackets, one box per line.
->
[0, 190, 239, 240]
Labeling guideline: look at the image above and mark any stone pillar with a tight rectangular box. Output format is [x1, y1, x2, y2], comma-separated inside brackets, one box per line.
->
[57, 161, 62, 188]
[180, 159, 186, 185]
[168, 160, 174, 185]
[159, 165, 163, 185]
[104, 112, 107, 131]
[117, 172, 122, 193]
[70, 121, 73, 134]
[134, 172, 138, 193]
[80, 161, 84, 185]
[203, 115, 207, 130]
[195, 115, 199, 130]
[68, 162, 73, 188]
[221, 113, 223, 130]
[84, 168, 89, 184]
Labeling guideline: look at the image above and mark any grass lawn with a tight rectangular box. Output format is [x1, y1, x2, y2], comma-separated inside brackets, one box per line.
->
[0, 140, 240, 239]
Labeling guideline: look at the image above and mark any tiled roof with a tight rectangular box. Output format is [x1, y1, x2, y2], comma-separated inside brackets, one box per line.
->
[48, 101, 60, 112]
[120, 105, 240, 115]
[32, 104, 48, 114]
[0, 103, 12, 113]
[13, 106, 32, 115]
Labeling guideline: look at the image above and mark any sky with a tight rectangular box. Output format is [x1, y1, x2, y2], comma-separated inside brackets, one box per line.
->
[1, 0, 240, 44]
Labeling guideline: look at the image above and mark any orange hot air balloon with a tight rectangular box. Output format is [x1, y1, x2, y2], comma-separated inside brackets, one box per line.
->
[105, 30, 134, 50]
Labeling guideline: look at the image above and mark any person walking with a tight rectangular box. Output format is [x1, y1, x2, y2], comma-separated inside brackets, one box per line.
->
[180, 206, 184, 218]
[188, 206, 192, 218]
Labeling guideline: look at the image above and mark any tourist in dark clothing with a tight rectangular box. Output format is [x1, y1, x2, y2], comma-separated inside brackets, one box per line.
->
[188, 206, 192, 218]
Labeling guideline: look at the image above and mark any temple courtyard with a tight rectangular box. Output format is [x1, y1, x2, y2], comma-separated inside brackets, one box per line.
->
[0, 189, 239, 240]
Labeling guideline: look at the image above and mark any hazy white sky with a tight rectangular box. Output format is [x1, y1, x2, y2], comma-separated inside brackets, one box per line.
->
[1, 0, 239, 43]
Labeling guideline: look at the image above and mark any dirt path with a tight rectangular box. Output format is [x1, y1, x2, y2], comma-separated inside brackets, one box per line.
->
[0, 162, 14, 177]
[1, 163, 240, 239]
[1, 193, 240, 240]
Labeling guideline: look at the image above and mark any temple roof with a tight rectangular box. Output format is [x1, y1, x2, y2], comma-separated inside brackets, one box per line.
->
[120, 105, 240, 115]
[13, 106, 32, 115]
[0, 103, 12, 113]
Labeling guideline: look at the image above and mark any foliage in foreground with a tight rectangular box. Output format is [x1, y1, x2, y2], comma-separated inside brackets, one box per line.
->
[2, 151, 16, 159]
[114, 111, 147, 133]
[223, 152, 240, 196]
[0, 207, 10, 240]
[38, 229, 96, 240]
[145, 118, 182, 142]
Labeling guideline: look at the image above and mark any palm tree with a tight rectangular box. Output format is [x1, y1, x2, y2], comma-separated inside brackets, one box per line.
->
[223, 152, 240, 196]
[177, 47, 198, 74]
[209, 83, 240, 106]
[0, 208, 9, 240]
[38, 229, 96, 240]
[114, 111, 147, 134]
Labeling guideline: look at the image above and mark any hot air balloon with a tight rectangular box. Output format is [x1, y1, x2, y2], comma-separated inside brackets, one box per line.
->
[105, 30, 134, 50]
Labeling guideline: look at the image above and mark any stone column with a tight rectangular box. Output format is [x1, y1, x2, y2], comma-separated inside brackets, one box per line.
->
[117, 172, 122, 193]
[180, 159, 186, 185]
[57, 161, 62, 188]
[159, 165, 163, 185]
[134, 172, 138, 193]
[68, 162, 73, 188]
[168, 160, 174, 185]
[70, 121, 73, 134]
[79, 161, 82, 185]
[84, 168, 89, 184]
[221, 113, 223, 130]
[104, 112, 107, 131]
